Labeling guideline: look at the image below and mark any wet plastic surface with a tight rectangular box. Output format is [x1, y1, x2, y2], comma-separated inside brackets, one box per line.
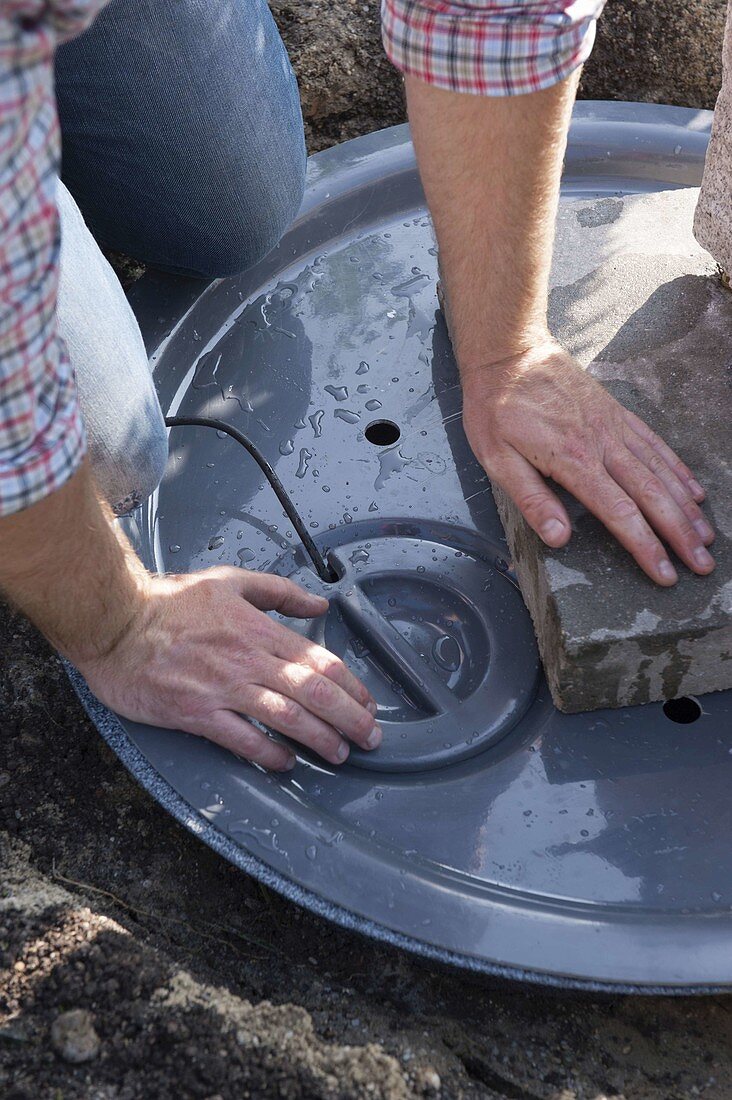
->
[78, 104, 732, 990]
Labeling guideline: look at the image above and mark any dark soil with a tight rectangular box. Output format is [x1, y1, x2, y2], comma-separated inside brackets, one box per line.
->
[274, 0, 727, 155]
[4, 602, 732, 1100]
[3, 2, 732, 1097]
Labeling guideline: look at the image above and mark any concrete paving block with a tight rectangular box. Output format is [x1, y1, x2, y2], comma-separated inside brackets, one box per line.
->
[493, 188, 732, 712]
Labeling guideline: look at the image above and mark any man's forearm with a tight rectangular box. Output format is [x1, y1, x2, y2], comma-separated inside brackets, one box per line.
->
[0, 460, 382, 770]
[406, 71, 714, 583]
[0, 460, 148, 663]
[406, 72, 577, 372]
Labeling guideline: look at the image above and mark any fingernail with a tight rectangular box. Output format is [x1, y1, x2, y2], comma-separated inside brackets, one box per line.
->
[366, 724, 383, 750]
[658, 559, 678, 584]
[693, 518, 713, 541]
[540, 519, 566, 544]
[694, 546, 715, 571]
[336, 740, 350, 763]
[689, 478, 704, 497]
[283, 756, 296, 771]
[366, 699, 378, 717]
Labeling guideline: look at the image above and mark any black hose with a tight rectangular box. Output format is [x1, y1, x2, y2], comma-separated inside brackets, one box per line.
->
[165, 415, 337, 583]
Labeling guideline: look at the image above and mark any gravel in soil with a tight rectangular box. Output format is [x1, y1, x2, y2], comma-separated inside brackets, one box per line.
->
[3, 1, 732, 1097]
[4, 605, 732, 1100]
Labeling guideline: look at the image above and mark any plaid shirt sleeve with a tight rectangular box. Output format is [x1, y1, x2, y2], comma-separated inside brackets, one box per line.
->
[0, 3, 107, 518]
[381, 0, 606, 96]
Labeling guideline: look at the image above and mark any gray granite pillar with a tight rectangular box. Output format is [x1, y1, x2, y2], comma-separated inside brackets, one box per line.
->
[694, 0, 732, 270]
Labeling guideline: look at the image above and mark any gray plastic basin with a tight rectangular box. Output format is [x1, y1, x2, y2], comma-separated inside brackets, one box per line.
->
[68, 103, 732, 992]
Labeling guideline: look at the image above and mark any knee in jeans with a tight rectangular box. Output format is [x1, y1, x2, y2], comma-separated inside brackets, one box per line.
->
[185, 154, 306, 280]
[104, 429, 169, 517]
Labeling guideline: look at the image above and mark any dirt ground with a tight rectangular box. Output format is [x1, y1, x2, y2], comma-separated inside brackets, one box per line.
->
[2, 2, 732, 1098]
[272, 0, 727, 153]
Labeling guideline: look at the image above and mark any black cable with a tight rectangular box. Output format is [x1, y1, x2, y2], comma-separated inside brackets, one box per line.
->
[165, 415, 337, 583]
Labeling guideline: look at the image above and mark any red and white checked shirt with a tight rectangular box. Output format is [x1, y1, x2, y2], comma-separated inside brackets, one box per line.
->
[0, 0, 604, 518]
[382, 0, 605, 96]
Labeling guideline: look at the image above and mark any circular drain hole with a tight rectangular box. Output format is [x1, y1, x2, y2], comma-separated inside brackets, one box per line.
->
[663, 696, 702, 724]
[365, 419, 400, 446]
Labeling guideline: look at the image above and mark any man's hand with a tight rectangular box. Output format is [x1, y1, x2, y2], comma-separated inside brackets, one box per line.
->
[461, 341, 714, 586]
[77, 567, 380, 771]
[0, 461, 379, 771]
[405, 73, 716, 584]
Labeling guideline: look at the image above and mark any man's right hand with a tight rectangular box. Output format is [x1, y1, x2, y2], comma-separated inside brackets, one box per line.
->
[76, 567, 381, 772]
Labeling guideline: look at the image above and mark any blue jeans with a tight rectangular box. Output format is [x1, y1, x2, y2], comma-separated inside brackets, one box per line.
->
[55, 0, 306, 512]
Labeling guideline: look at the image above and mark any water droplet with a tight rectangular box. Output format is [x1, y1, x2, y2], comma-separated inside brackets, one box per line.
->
[169, 544, 181, 554]
[375, 445, 410, 490]
[368, 501, 378, 512]
[238, 547, 256, 564]
[349, 548, 370, 565]
[191, 349, 253, 413]
[208, 536, 225, 551]
[392, 273, 430, 297]
[279, 438, 294, 456]
[334, 408, 361, 424]
[309, 409, 324, 437]
[306, 845, 318, 860]
[356, 361, 370, 375]
[294, 417, 306, 429]
[432, 634, 462, 673]
[343, 512, 353, 524]
[296, 448, 313, 478]
[364, 399, 382, 412]
[325, 384, 348, 402]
